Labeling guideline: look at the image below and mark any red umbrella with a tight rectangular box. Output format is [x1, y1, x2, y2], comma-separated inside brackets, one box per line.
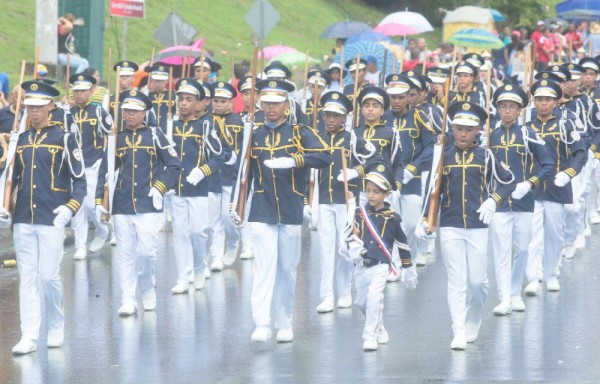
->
[154, 38, 208, 66]
[373, 23, 418, 37]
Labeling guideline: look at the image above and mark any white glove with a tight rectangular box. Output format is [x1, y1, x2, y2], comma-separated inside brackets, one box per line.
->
[303, 205, 312, 221]
[476, 198, 496, 225]
[165, 189, 176, 197]
[554, 171, 571, 187]
[52, 205, 73, 228]
[229, 210, 245, 228]
[95, 204, 108, 223]
[148, 187, 164, 210]
[337, 168, 359, 182]
[402, 168, 415, 185]
[346, 237, 365, 262]
[402, 266, 418, 289]
[264, 157, 296, 169]
[511, 181, 532, 200]
[391, 189, 401, 202]
[0, 207, 11, 228]
[414, 220, 429, 240]
[186, 167, 205, 186]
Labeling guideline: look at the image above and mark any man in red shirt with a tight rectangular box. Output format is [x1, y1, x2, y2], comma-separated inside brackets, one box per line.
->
[531, 21, 550, 71]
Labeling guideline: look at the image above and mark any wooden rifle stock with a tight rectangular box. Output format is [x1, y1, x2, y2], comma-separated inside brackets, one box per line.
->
[101, 65, 121, 223]
[235, 44, 259, 220]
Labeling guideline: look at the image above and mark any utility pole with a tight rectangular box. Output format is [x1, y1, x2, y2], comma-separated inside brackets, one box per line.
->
[36, 0, 58, 65]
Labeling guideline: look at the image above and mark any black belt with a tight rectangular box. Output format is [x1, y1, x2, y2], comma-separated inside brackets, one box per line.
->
[362, 258, 385, 268]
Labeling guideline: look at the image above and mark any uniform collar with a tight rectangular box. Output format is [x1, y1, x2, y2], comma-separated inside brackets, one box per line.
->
[264, 119, 286, 129]
[366, 201, 391, 213]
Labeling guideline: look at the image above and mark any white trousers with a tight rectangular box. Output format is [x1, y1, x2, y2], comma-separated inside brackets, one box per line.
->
[354, 263, 388, 340]
[317, 204, 353, 301]
[564, 170, 587, 244]
[439, 227, 489, 336]
[72, 162, 108, 250]
[14, 224, 65, 340]
[251, 223, 301, 330]
[219, 186, 241, 263]
[113, 213, 161, 305]
[527, 201, 565, 283]
[169, 196, 210, 285]
[399, 194, 427, 256]
[586, 158, 600, 217]
[241, 191, 254, 253]
[206, 192, 224, 262]
[489, 211, 533, 301]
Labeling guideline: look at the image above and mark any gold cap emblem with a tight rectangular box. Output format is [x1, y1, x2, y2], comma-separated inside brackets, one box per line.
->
[392, 75, 398, 81]
[542, 73, 549, 79]
[130, 90, 137, 96]
[181, 80, 188, 85]
[462, 103, 471, 110]
[78, 75, 84, 81]
[541, 80, 548, 86]
[269, 81, 277, 88]
[332, 93, 339, 100]
[123, 62, 129, 67]
[218, 82, 224, 87]
[30, 83, 38, 91]
[376, 164, 385, 172]
[505, 85, 512, 91]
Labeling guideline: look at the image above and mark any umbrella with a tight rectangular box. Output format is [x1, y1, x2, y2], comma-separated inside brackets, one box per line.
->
[346, 31, 394, 45]
[373, 23, 418, 37]
[556, 0, 600, 20]
[443, 6, 493, 24]
[544, 18, 569, 29]
[333, 41, 401, 85]
[154, 45, 212, 66]
[268, 52, 319, 67]
[320, 20, 372, 39]
[447, 28, 505, 50]
[377, 11, 433, 34]
[489, 8, 505, 22]
[258, 45, 300, 60]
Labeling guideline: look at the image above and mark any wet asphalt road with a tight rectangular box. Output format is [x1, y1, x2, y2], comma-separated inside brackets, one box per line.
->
[1, 224, 600, 384]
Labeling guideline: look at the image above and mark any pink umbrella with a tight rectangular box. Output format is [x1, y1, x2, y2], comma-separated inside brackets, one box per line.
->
[154, 39, 209, 66]
[373, 23, 418, 37]
[258, 45, 300, 60]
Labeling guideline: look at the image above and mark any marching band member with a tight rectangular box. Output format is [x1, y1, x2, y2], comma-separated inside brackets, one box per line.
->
[418, 101, 515, 350]
[4, 80, 86, 354]
[95, 90, 180, 316]
[488, 84, 554, 314]
[69, 73, 112, 259]
[109, 61, 138, 132]
[146, 64, 174, 131]
[233, 79, 331, 343]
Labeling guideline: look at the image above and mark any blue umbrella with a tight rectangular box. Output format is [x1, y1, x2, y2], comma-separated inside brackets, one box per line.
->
[333, 41, 401, 85]
[346, 31, 394, 45]
[320, 20, 372, 39]
[489, 8, 505, 22]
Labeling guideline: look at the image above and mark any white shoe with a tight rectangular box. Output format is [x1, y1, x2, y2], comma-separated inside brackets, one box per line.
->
[386, 271, 400, 282]
[546, 279, 560, 292]
[223, 248, 237, 266]
[377, 327, 389, 344]
[337, 295, 353, 308]
[316, 298, 334, 313]
[450, 334, 466, 350]
[492, 301, 512, 316]
[415, 252, 427, 266]
[276, 328, 294, 343]
[251, 326, 272, 342]
[118, 302, 137, 316]
[465, 322, 481, 343]
[555, 266, 561, 277]
[511, 296, 526, 312]
[194, 275, 206, 290]
[47, 327, 64, 348]
[171, 281, 190, 294]
[240, 248, 254, 259]
[89, 233, 108, 252]
[584, 224, 592, 237]
[363, 338, 378, 351]
[524, 281, 540, 296]
[204, 267, 211, 279]
[210, 259, 224, 272]
[110, 234, 117, 246]
[591, 215, 600, 224]
[575, 234, 586, 249]
[12, 337, 37, 355]
[73, 248, 87, 260]
[142, 289, 156, 311]
[563, 244, 576, 259]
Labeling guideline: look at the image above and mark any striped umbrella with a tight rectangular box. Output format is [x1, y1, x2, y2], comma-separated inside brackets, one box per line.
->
[447, 28, 505, 50]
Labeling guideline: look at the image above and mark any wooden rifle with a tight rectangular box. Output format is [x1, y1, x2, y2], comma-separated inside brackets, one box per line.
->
[101, 66, 121, 223]
[425, 76, 451, 234]
[0, 61, 27, 217]
[233, 44, 259, 223]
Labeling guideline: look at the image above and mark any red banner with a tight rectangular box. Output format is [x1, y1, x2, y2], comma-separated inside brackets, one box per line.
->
[110, 0, 145, 19]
